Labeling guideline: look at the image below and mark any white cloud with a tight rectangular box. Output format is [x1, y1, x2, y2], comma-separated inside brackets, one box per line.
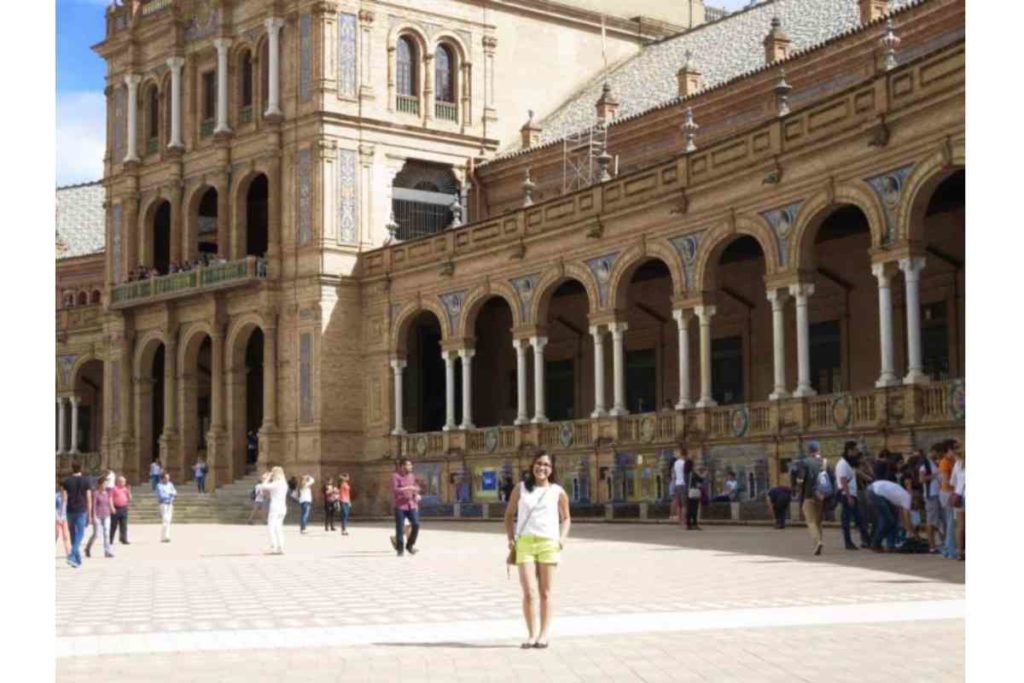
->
[56, 90, 105, 186]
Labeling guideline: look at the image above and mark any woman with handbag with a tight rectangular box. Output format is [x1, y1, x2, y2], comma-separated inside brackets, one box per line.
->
[323, 479, 339, 531]
[685, 460, 704, 530]
[503, 451, 571, 650]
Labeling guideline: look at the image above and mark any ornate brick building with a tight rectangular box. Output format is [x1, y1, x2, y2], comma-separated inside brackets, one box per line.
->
[57, 0, 964, 515]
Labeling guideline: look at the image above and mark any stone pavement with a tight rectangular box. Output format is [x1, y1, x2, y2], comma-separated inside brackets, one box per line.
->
[55, 520, 964, 682]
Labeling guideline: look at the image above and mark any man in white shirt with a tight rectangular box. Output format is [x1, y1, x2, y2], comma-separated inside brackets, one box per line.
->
[919, 444, 944, 552]
[672, 448, 688, 529]
[836, 441, 870, 551]
[867, 479, 914, 552]
[713, 471, 739, 503]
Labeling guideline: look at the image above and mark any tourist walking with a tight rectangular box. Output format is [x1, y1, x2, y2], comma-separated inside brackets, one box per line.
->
[256, 466, 289, 554]
[867, 478, 914, 551]
[391, 460, 421, 556]
[55, 482, 70, 556]
[61, 461, 92, 568]
[155, 472, 177, 543]
[765, 485, 791, 529]
[339, 474, 352, 535]
[503, 451, 571, 649]
[149, 457, 163, 490]
[86, 471, 115, 558]
[298, 475, 315, 534]
[836, 441, 870, 550]
[192, 456, 208, 494]
[109, 475, 132, 545]
[685, 464, 705, 530]
[920, 443, 944, 552]
[323, 479, 339, 531]
[671, 448, 687, 527]
[790, 441, 826, 555]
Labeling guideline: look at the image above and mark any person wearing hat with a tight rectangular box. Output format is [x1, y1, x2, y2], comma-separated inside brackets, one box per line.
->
[789, 441, 826, 555]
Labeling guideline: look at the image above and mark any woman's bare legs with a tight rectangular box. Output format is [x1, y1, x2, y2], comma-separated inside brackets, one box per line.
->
[956, 508, 965, 559]
[517, 562, 539, 644]
[56, 520, 70, 555]
[536, 563, 558, 644]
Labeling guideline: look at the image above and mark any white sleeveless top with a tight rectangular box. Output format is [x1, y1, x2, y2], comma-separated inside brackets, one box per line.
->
[517, 482, 564, 541]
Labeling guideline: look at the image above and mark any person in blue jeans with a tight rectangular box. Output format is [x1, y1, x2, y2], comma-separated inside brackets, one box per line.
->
[391, 459, 421, 556]
[867, 479, 913, 551]
[149, 457, 163, 490]
[298, 475, 315, 534]
[60, 462, 93, 568]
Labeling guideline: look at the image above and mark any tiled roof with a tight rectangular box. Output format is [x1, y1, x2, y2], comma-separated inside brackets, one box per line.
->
[56, 181, 105, 259]
[502, 0, 915, 154]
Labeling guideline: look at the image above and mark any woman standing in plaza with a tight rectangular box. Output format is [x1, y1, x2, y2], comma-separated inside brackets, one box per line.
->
[297, 475, 315, 534]
[504, 451, 571, 649]
[323, 478, 339, 532]
[256, 466, 289, 554]
[55, 481, 70, 556]
[155, 472, 177, 543]
[86, 471, 115, 558]
[339, 474, 352, 535]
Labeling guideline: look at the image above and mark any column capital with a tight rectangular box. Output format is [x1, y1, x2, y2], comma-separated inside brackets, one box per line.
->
[442, 349, 459, 361]
[458, 348, 475, 360]
[694, 304, 716, 320]
[390, 359, 407, 371]
[588, 324, 605, 337]
[213, 37, 233, 51]
[265, 16, 286, 32]
[512, 338, 531, 352]
[530, 336, 548, 350]
[898, 255, 926, 276]
[607, 321, 628, 335]
[787, 282, 815, 299]
[871, 260, 899, 282]
[124, 73, 141, 88]
[166, 57, 184, 71]
[766, 288, 790, 307]
[671, 307, 695, 324]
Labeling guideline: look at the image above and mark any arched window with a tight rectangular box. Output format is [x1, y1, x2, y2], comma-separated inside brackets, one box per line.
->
[397, 36, 417, 97]
[435, 45, 455, 103]
[146, 84, 160, 152]
[63, 293, 74, 308]
[77, 292, 88, 306]
[240, 50, 254, 111]
[91, 290, 101, 304]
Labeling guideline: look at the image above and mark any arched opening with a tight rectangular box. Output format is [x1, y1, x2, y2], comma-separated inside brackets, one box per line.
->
[404, 311, 446, 432]
[544, 279, 590, 420]
[392, 160, 459, 240]
[229, 326, 264, 481]
[91, 290, 101, 304]
[76, 291, 88, 306]
[239, 49, 254, 118]
[63, 292, 74, 308]
[622, 259, 674, 413]
[809, 205, 873, 393]
[181, 334, 212, 477]
[244, 330, 264, 467]
[72, 360, 104, 454]
[245, 174, 269, 257]
[919, 169, 965, 379]
[472, 297, 516, 426]
[146, 84, 160, 152]
[397, 36, 418, 97]
[710, 236, 766, 405]
[152, 200, 171, 274]
[138, 343, 166, 482]
[197, 187, 219, 255]
[435, 43, 457, 121]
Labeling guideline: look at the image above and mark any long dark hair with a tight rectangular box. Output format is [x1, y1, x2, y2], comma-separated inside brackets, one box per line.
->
[524, 451, 557, 493]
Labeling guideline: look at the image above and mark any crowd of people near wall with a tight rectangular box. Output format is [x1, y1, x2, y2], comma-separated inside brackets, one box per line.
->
[124, 253, 228, 282]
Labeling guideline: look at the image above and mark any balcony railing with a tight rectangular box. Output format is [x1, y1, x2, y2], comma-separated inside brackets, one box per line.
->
[110, 256, 267, 308]
[396, 95, 420, 116]
[435, 101, 458, 122]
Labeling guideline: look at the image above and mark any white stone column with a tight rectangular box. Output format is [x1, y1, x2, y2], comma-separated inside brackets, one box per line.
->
[673, 309, 693, 409]
[900, 256, 928, 384]
[695, 305, 717, 408]
[213, 39, 232, 135]
[873, 262, 899, 387]
[514, 339, 530, 425]
[789, 283, 816, 397]
[443, 350, 457, 431]
[69, 396, 80, 454]
[767, 289, 789, 400]
[590, 325, 607, 418]
[166, 58, 184, 149]
[123, 74, 141, 162]
[264, 17, 285, 118]
[609, 322, 629, 416]
[57, 397, 67, 455]
[459, 349, 475, 429]
[531, 336, 548, 423]
[390, 360, 407, 435]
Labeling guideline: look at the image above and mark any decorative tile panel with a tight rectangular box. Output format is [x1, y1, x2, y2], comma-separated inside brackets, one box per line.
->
[300, 14, 312, 102]
[112, 87, 126, 161]
[439, 290, 468, 335]
[338, 13, 358, 98]
[112, 360, 120, 425]
[111, 204, 122, 283]
[510, 274, 540, 323]
[760, 201, 803, 267]
[59, 355, 77, 388]
[865, 164, 914, 246]
[297, 149, 312, 245]
[586, 253, 619, 307]
[337, 149, 358, 244]
[299, 333, 312, 424]
[669, 231, 704, 291]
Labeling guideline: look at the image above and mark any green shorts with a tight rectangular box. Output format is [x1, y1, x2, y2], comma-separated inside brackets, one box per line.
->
[515, 535, 561, 565]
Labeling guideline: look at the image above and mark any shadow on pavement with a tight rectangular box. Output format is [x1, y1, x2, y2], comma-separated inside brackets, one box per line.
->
[372, 641, 520, 649]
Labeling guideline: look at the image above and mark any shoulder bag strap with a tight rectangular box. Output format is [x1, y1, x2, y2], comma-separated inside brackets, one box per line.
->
[515, 486, 552, 539]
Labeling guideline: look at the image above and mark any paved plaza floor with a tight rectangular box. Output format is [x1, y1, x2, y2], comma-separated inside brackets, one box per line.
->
[55, 520, 964, 682]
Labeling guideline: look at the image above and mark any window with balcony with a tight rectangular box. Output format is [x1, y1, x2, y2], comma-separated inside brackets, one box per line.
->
[396, 36, 419, 115]
[201, 70, 216, 137]
[435, 44, 457, 121]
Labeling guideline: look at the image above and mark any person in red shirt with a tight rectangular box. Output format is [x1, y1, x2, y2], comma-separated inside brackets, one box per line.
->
[109, 476, 133, 545]
[391, 460, 420, 556]
[339, 474, 352, 536]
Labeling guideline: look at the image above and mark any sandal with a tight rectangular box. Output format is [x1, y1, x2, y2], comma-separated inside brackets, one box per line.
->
[521, 641, 535, 649]
[533, 641, 549, 649]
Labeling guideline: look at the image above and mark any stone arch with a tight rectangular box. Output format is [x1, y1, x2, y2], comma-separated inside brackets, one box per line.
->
[899, 143, 965, 244]
[133, 330, 168, 376]
[530, 261, 600, 324]
[789, 183, 886, 270]
[178, 321, 215, 370]
[388, 23, 430, 57]
[433, 31, 470, 65]
[68, 353, 102, 394]
[391, 300, 450, 356]
[232, 167, 271, 258]
[225, 312, 267, 370]
[457, 282, 523, 340]
[692, 216, 779, 293]
[608, 240, 685, 311]
[185, 180, 223, 257]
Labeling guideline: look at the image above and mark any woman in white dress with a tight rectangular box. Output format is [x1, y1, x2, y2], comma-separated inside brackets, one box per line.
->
[256, 466, 289, 554]
[503, 451, 571, 649]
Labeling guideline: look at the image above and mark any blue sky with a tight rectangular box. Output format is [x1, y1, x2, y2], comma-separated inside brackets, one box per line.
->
[55, 0, 752, 185]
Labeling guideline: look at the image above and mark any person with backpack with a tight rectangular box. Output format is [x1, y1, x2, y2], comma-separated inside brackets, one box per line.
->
[836, 441, 870, 551]
[789, 441, 828, 555]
